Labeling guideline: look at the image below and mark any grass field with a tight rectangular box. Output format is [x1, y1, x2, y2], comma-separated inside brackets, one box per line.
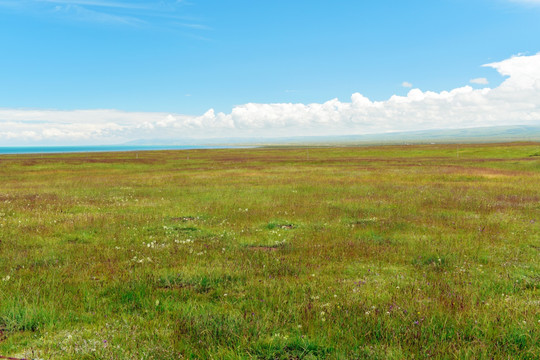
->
[0, 143, 538, 359]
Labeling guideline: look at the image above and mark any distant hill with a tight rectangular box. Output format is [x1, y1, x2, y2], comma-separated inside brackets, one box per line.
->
[124, 125, 540, 146]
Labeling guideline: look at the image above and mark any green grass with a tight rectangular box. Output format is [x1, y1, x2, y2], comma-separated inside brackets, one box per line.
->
[0, 142, 539, 359]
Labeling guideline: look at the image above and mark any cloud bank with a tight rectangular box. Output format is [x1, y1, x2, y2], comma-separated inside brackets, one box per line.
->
[1, 53, 540, 145]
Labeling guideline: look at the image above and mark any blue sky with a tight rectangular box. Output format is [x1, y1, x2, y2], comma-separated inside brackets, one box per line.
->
[1, 0, 540, 144]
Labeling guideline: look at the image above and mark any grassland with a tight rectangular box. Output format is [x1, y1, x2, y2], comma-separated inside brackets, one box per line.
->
[0, 143, 538, 359]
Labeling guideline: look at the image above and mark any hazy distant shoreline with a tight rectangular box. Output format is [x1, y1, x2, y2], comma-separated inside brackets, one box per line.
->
[2, 125, 539, 154]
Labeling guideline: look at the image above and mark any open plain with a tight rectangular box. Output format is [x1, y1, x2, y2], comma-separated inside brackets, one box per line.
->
[0, 143, 538, 359]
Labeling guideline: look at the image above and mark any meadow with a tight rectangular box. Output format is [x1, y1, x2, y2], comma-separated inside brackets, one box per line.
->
[0, 143, 538, 359]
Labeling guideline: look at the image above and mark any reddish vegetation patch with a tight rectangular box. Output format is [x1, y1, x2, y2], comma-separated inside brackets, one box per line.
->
[247, 246, 280, 252]
[0, 355, 31, 360]
[0, 193, 60, 203]
[460, 167, 513, 177]
[436, 165, 531, 178]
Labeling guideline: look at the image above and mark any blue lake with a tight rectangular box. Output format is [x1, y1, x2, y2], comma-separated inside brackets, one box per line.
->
[0, 145, 240, 155]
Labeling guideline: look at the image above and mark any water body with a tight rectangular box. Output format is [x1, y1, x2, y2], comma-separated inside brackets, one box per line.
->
[0, 145, 243, 155]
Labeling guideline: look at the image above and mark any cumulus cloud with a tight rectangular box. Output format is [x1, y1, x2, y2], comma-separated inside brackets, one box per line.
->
[402, 81, 413, 88]
[470, 77, 489, 85]
[1, 53, 540, 145]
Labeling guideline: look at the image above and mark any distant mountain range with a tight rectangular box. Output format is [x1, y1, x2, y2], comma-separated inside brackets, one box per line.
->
[124, 125, 540, 146]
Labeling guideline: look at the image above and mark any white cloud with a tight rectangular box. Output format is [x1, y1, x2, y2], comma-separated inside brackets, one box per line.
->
[470, 77, 489, 85]
[402, 81, 413, 88]
[1, 53, 540, 145]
